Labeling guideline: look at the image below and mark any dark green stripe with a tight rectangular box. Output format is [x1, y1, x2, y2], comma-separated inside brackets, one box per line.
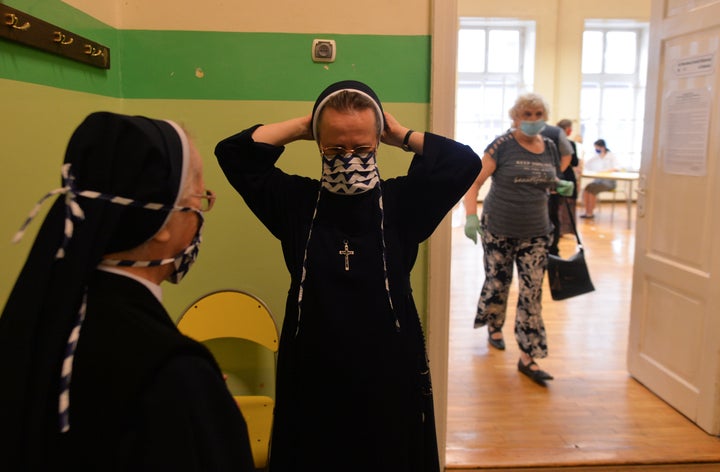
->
[1, 0, 431, 103]
[120, 31, 429, 102]
[1, 0, 119, 95]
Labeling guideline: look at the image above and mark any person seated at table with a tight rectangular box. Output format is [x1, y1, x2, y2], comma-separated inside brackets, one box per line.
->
[581, 138, 617, 219]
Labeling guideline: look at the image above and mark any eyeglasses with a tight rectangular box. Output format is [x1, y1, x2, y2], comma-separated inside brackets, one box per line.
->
[191, 189, 216, 212]
[320, 145, 376, 158]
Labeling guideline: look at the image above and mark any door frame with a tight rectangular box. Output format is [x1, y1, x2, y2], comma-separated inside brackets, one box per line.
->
[427, 0, 458, 468]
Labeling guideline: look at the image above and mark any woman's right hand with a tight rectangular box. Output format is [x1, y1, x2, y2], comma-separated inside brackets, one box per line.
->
[252, 115, 313, 146]
[464, 214, 483, 244]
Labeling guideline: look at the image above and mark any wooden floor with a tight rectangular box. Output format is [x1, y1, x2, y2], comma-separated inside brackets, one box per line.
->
[446, 203, 720, 471]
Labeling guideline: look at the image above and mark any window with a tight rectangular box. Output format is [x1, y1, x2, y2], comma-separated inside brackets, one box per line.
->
[580, 20, 649, 170]
[455, 18, 536, 155]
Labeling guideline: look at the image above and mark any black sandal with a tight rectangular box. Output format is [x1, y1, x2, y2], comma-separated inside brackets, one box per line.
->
[487, 326, 505, 350]
[518, 358, 553, 384]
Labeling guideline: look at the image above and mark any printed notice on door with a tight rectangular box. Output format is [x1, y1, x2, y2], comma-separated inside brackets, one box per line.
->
[662, 88, 711, 176]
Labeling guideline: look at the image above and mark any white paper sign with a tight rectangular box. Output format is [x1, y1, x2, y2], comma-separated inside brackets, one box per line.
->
[662, 88, 711, 176]
[673, 53, 715, 78]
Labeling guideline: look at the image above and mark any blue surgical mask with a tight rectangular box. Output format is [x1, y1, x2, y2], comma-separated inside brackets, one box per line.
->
[519, 120, 546, 136]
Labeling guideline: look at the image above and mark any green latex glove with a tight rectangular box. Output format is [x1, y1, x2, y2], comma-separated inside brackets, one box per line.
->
[464, 214, 482, 244]
[556, 179, 575, 197]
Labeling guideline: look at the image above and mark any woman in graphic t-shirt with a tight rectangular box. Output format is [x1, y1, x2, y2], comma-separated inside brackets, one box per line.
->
[463, 92, 574, 385]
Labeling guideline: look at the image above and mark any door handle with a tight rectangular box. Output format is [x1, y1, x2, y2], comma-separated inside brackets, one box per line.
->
[636, 175, 646, 218]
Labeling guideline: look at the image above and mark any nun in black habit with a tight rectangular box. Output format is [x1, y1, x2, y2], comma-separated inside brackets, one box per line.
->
[215, 80, 482, 471]
[0, 112, 254, 471]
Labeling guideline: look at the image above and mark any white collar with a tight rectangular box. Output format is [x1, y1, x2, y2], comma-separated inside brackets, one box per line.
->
[97, 265, 163, 302]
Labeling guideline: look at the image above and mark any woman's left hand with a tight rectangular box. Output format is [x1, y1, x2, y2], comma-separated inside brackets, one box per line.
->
[381, 112, 410, 148]
[556, 179, 575, 196]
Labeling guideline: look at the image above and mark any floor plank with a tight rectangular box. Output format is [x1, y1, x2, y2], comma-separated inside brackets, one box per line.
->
[446, 202, 720, 470]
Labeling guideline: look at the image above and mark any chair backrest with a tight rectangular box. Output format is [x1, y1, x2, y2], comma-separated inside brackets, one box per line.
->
[178, 290, 278, 352]
[177, 291, 278, 470]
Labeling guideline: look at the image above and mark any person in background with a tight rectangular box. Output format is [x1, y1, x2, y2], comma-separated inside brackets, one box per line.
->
[215, 80, 481, 471]
[463, 92, 573, 385]
[580, 138, 617, 218]
[555, 119, 580, 231]
[0, 112, 254, 471]
[540, 122, 572, 255]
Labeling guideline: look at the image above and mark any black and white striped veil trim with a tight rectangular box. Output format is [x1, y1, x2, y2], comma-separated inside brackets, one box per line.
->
[295, 178, 399, 337]
[59, 290, 86, 432]
[12, 163, 198, 254]
[12, 161, 196, 433]
[13, 163, 89, 259]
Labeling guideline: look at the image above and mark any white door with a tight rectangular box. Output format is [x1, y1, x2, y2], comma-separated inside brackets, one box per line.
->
[628, 0, 720, 435]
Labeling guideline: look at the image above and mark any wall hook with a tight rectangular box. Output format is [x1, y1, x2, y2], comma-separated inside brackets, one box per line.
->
[1, 4, 110, 69]
[53, 31, 73, 45]
[4, 13, 31, 30]
[84, 44, 100, 56]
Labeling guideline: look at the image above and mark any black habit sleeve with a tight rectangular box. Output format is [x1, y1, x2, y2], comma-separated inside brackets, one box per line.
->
[383, 132, 482, 243]
[215, 126, 318, 243]
[138, 355, 255, 471]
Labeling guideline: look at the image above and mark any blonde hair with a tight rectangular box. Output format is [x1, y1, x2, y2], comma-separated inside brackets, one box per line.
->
[509, 93, 549, 121]
[315, 90, 383, 140]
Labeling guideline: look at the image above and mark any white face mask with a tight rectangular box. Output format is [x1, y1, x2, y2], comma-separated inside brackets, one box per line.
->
[320, 148, 380, 195]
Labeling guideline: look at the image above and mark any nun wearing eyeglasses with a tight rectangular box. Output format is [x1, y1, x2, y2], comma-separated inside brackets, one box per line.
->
[215, 80, 482, 472]
[0, 112, 254, 471]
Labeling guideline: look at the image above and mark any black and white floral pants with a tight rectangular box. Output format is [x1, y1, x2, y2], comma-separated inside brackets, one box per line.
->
[473, 221, 552, 359]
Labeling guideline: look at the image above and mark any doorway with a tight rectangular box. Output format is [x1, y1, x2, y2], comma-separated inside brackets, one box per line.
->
[426, 0, 719, 469]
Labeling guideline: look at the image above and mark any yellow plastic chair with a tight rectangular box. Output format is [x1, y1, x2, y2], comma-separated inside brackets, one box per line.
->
[177, 290, 278, 470]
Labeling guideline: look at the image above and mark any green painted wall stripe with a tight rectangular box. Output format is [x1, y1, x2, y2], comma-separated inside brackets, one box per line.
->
[2, 30, 430, 102]
[0, 39, 120, 96]
[1, 0, 120, 95]
[1, 0, 431, 104]
[120, 32, 430, 102]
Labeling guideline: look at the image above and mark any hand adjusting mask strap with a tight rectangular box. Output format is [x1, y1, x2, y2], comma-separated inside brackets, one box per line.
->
[295, 81, 398, 336]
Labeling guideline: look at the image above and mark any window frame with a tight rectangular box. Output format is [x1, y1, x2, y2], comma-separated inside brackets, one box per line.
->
[455, 17, 536, 155]
[581, 20, 649, 170]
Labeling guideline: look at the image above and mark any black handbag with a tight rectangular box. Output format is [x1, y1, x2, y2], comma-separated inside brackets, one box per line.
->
[547, 199, 595, 300]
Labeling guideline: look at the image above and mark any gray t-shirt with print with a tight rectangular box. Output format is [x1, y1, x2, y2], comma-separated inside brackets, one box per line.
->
[482, 132, 561, 238]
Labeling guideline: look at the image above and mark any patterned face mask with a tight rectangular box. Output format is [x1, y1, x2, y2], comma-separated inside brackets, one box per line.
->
[100, 210, 203, 284]
[296, 147, 398, 337]
[168, 221, 202, 283]
[320, 147, 379, 195]
[13, 163, 205, 283]
[12, 163, 205, 432]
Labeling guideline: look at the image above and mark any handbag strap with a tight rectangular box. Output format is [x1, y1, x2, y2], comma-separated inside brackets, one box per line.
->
[563, 198, 584, 249]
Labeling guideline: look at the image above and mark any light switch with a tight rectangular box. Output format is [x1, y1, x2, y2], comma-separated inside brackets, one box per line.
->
[312, 39, 336, 63]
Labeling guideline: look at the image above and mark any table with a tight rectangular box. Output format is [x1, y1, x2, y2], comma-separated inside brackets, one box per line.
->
[581, 171, 640, 229]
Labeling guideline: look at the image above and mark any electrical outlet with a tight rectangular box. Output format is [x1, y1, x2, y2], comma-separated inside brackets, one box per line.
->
[312, 39, 336, 63]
